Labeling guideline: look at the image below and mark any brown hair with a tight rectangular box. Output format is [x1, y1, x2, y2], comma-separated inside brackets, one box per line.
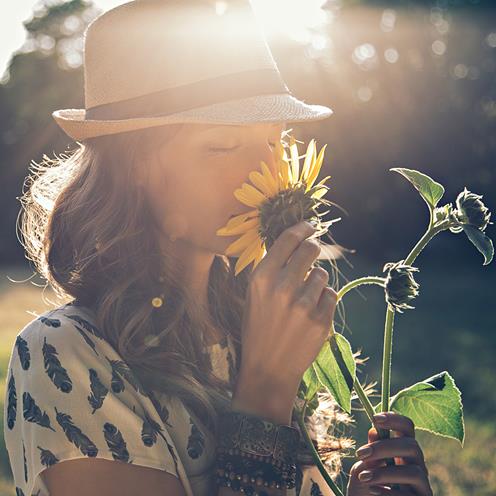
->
[18, 122, 360, 477]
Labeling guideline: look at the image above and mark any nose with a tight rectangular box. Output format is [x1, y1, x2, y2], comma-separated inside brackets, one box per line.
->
[245, 141, 278, 180]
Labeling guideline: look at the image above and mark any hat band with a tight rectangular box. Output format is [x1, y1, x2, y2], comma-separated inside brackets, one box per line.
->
[85, 68, 291, 121]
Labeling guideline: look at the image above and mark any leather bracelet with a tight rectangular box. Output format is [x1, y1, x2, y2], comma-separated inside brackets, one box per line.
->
[217, 410, 301, 465]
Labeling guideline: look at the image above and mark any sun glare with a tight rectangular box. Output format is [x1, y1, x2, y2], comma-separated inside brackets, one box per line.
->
[220, 0, 330, 44]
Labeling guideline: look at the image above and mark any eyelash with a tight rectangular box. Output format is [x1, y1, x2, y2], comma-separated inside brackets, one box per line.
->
[209, 142, 276, 153]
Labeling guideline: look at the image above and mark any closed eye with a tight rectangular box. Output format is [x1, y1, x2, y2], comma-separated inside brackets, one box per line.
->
[209, 140, 276, 153]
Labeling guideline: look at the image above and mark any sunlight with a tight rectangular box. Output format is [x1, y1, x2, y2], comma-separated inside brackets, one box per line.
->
[237, 0, 330, 44]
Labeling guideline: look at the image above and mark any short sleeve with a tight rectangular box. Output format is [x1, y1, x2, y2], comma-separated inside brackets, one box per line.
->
[3, 307, 186, 496]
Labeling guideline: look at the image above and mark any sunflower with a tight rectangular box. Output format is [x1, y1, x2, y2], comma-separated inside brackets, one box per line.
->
[216, 132, 341, 276]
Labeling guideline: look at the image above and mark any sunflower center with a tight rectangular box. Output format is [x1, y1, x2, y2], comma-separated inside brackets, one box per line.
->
[259, 183, 321, 250]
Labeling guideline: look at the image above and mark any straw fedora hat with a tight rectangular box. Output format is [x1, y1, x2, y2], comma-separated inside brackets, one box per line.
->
[52, 0, 333, 141]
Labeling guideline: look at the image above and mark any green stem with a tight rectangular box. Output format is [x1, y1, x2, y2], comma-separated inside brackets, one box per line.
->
[296, 400, 345, 496]
[352, 377, 376, 424]
[337, 276, 386, 301]
[377, 217, 452, 481]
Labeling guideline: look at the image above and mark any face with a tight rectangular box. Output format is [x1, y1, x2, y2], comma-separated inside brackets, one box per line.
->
[142, 122, 286, 254]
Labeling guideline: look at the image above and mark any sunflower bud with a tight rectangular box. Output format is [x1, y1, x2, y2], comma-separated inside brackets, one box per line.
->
[383, 260, 420, 313]
[453, 187, 492, 232]
[433, 203, 454, 224]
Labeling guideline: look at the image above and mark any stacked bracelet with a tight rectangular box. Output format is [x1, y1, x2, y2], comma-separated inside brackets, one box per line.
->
[214, 410, 301, 494]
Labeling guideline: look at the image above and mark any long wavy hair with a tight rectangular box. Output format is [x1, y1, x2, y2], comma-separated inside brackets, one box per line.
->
[18, 121, 364, 478]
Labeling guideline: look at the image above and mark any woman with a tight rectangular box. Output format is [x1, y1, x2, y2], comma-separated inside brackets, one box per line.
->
[3, 1, 433, 495]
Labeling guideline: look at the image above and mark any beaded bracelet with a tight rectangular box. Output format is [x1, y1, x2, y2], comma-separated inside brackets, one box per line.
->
[215, 449, 296, 488]
[214, 410, 301, 494]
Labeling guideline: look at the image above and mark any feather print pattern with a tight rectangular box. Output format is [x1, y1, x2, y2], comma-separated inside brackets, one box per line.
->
[186, 417, 205, 459]
[74, 324, 99, 356]
[42, 336, 73, 393]
[38, 317, 61, 328]
[15, 336, 30, 370]
[54, 407, 98, 457]
[103, 422, 130, 463]
[147, 390, 173, 428]
[65, 314, 103, 339]
[310, 479, 323, 496]
[141, 410, 164, 447]
[38, 446, 59, 468]
[6, 304, 308, 496]
[22, 441, 27, 482]
[6, 371, 17, 430]
[87, 368, 108, 413]
[22, 392, 56, 432]
[105, 357, 148, 397]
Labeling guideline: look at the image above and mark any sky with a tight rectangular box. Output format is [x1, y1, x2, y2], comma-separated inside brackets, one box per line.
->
[0, 1, 124, 78]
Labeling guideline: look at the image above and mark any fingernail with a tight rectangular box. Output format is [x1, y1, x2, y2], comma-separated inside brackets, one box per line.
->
[358, 470, 374, 482]
[374, 414, 387, 423]
[356, 446, 372, 458]
[369, 488, 382, 495]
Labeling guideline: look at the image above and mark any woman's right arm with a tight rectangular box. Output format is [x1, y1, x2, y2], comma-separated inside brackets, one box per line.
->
[44, 221, 331, 496]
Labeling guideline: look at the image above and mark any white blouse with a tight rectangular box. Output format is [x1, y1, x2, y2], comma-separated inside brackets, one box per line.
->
[3, 302, 337, 496]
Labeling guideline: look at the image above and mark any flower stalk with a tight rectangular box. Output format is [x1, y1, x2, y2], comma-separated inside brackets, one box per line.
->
[296, 400, 345, 496]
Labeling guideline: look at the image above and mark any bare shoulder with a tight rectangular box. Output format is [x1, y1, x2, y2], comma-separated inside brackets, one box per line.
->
[40, 456, 186, 496]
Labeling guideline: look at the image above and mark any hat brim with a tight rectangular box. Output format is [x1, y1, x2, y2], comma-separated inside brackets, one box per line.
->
[52, 93, 333, 141]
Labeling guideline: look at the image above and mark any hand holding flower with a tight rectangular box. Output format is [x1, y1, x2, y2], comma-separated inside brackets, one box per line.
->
[347, 412, 433, 496]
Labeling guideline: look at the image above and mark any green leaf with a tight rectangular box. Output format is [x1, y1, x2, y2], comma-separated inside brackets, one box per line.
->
[313, 334, 356, 414]
[302, 364, 320, 401]
[374, 371, 465, 446]
[390, 168, 445, 210]
[462, 224, 494, 265]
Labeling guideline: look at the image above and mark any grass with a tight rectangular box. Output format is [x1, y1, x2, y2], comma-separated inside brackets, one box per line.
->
[0, 262, 495, 495]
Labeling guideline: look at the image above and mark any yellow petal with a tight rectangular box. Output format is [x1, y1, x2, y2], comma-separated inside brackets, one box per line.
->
[260, 161, 279, 194]
[301, 139, 316, 182]
[278, 159, 291, 189]
[225, 228, 260, 256]
[305, 144, 327, 190]
[217, 216, 260, 236]
[289, 135, 300, 184]
[235, 238, 263, 276]
[249, 170, 276, 197]
[314, 175, 332, 189]
[224, 209, 259, 228]
[241, 182, 267, 203]
[252, 243, 266, 270]
[234, 188, 262, 208]
[311, 186, 328, 199]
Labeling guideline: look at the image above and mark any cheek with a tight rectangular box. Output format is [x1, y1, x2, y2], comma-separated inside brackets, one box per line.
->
[146, 167, 225, 240]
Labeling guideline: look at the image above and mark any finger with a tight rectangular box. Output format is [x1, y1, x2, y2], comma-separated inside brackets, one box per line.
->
[284, 238, 322, 285]
[373, 412, 416, 439]
[262, 221, 316, 272]
[315, 286, 337, 325]
[296, 267, 330, 312]
[356, 437, 426, 468]
[357, 465, 431, 495]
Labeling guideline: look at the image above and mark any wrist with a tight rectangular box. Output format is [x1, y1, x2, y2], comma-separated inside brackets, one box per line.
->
[231, 368, 300, 425]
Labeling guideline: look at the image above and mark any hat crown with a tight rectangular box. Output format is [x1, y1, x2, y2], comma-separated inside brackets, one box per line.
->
[83, 0, 284, 109]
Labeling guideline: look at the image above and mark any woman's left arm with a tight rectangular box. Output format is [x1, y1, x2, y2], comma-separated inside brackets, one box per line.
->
[346, 412, 433, 496]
